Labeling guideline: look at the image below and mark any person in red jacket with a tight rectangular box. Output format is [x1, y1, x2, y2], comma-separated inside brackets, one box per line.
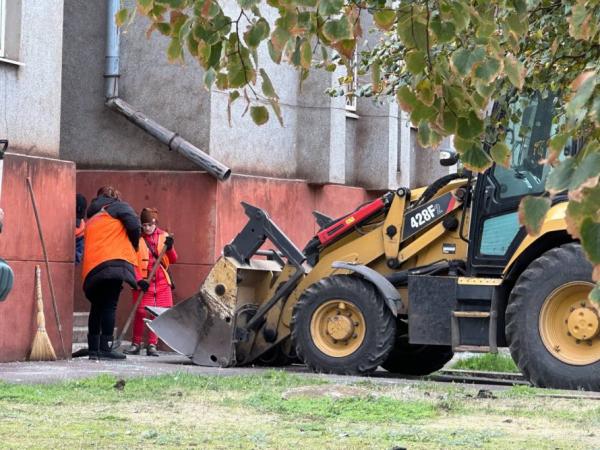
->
[124, 207, 177, 357]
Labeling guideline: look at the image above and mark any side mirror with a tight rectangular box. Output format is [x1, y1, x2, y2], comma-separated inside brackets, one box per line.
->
[439, 150, 459, 167]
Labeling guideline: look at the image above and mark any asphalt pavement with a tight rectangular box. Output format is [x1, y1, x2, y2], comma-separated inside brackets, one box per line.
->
[0, 352, 514, 392]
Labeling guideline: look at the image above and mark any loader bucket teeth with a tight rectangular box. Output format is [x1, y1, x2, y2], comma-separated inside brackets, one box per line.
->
[146, 292, 235, 367]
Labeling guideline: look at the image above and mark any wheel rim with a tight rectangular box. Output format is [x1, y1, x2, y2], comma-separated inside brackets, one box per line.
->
[539, 281, 600, 366]
[310, 300, 366, 357]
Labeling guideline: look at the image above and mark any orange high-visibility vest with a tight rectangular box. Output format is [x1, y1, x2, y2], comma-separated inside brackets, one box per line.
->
[82, 209, 137, 284]
[75, 219, 85, 239]
[137, 233, 172, 285]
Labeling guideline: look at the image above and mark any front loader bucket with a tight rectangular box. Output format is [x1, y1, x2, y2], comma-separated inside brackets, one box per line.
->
[146, 270, 237, 367]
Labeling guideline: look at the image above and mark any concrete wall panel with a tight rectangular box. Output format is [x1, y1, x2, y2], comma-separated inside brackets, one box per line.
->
[0, 0, 64, 158]
[0, 261, 73, 362]
[215, 175, 316, 254]
[0, 155, 75, 363]
[75, 171, 218, 265]
[60, 0, 211, 170]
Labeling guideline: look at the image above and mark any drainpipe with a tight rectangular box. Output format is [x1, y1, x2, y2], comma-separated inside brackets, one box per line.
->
[104, 0, 231, 181]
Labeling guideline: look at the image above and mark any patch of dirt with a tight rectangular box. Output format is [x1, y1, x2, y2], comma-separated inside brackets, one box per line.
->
[282, 385, 374, 400]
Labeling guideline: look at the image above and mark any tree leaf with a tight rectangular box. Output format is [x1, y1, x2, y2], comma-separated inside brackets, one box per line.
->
[570, 152, 600, 192]
[203, 67, 216, 91]
[115, 8, 129, 27]
[473, 57, 503, 86]
[475, 81, 495, 98]
[568, 3, 597, 41]
[166, 38, 183, 63]
[518, 196, 551, 236]
[460, 142, 493, 172]
[323, 16, 353, 42]
[157, 22, 172, 36]
[372, 62, 381, 92]
[566, 72, 596, 116]
[546, 158, 578, 194]
[418, 120, 433, 147]
[237, 0, 261, 9]
[504, 55, 526, 90]
[318, 0, 343, 15]
[397, 86, 418, 113]
[198, 42, 211, 68]
[270, 26, 291, 51]
[406, 50, 426, 76]
[250, 105, 269, 125]
[456, 111, 485, 140]
[216, 72, 229, 90]
[138, 0, 154, 14]
[580, 217, 600, 280]
[300, 41, 312, 69]
[503, 13, 526, 37]
[429, 15, 455, 43]
[268, 40, 282, 64]
[490, 142, 511, 168]
[269, 99, 284, 126]
[244, 18, 270, 50]
[155, 0, 188, 7]
[450, 47, 486, 77]
[373, 9, 397, 31]
[260, 68, 278, 99]
[397, 10, 428, 50]
[543, 132, 570, 165]
[330, 39, 356, 59]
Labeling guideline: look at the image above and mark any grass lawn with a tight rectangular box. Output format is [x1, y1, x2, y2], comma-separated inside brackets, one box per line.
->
[0, 370, 598, 449]
[449, 354, 521, 373]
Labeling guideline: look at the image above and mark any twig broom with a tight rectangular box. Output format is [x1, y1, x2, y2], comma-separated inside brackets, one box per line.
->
[30, 265, 57, 361]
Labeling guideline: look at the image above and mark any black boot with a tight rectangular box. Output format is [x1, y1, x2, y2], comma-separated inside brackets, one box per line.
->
[88, 334, 100, 360]
[99, 335, 126, 360]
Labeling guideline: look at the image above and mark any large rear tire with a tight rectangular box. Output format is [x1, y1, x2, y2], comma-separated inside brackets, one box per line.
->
[290, 275, 396, 375]
[506, 243, 600, 390]
[381, 319, 454, 375]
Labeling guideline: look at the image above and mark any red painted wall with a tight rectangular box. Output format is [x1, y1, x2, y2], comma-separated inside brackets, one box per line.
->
[0, 154, 76, 362]
[75, 171, 376, 341]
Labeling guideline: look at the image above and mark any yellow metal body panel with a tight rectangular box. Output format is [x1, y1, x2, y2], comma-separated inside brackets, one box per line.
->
[504, 202, 568, 275]
[383, 194, 406, 260]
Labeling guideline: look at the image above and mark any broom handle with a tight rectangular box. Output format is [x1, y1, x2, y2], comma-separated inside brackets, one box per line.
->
[27, 177, 67, 359]
[115, 236, 171, 348]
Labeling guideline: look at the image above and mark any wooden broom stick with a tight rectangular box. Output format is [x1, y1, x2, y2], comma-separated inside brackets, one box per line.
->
[27, 177, 67, 359]
[30, 265, 57, 361]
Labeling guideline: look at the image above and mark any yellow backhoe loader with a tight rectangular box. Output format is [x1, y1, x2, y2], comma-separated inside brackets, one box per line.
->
[148, 95, 599, 391]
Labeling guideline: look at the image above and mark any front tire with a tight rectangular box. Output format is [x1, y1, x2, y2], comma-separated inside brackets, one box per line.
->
[506, 243, 600, 390]
[290, 275, 396, 375]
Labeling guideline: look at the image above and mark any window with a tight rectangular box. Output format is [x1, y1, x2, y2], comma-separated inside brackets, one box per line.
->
[0, 0, 22, 63]
[345, 49, 359, 112]
[491, 93, 567, 199]
[0, 0, 5, 58]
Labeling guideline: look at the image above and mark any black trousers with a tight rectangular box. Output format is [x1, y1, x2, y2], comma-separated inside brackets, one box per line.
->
[87, 279, 123, 336]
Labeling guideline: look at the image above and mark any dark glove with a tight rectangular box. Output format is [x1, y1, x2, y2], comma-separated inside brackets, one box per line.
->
[165, 235, 174, 250]
[137, 280, 150, 292]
